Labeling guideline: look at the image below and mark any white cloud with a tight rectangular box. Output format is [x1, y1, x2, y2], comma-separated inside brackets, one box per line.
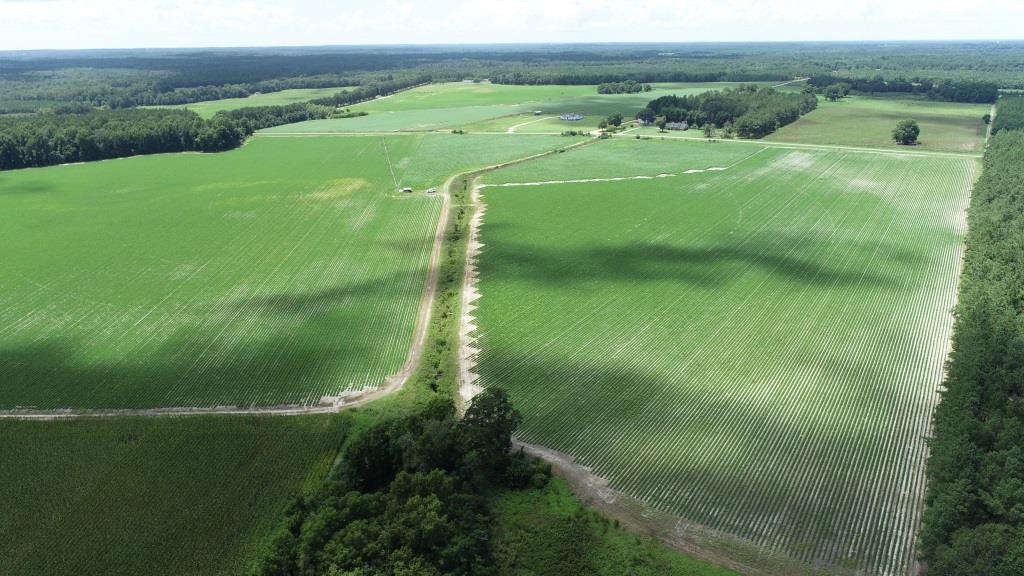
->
[0, 0, 1020, 50]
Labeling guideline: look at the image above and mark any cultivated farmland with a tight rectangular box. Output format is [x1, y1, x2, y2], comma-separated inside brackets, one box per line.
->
[0, 133, 568, 409]
[471, 138, 975, 574]
[146, 86, 353, 118]
[0, 414, 347, 576]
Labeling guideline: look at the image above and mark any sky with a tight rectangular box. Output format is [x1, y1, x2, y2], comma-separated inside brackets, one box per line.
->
[0, 0, 1022, 51]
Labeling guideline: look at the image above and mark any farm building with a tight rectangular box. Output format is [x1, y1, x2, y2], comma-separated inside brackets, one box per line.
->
[400, 187, 413, 193]
[665, 121, 689, 131]
[559, 113, 584, 121]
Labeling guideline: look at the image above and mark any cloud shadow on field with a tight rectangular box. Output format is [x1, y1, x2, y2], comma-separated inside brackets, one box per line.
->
[0, 179, 54, 195]
[477, 226, 919, 290]
[0, 303, 376, 410]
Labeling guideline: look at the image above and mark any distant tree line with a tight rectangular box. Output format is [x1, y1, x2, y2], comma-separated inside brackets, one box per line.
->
[636, 85, 817, 138]
[596, 80, 652, 94]
[308, 75, 430, 107]
[0, 109, 234, 169]
[0, 78, 423, 170]
[990, 96, 1024, 135]
[491, 69, 787, 86]
[919, 129, 1024, 575]
[252, 389, 550, 576]
[807, 75, 999, 103]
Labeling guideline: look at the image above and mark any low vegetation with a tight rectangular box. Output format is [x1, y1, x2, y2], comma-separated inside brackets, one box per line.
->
[919, 130, 1024, 575]
[492, 478, 738, 576]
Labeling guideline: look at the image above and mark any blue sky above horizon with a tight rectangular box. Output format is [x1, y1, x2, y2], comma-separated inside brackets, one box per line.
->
[0, 0, 1022, 51]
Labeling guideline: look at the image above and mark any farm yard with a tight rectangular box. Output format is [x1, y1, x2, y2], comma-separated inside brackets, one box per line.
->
[471, 138, 976, 574]
[0, 133, 570, 409]
[0, 414, 347, 576]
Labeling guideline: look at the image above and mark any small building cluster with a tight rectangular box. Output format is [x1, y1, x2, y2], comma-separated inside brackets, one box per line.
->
[559, 113, 584, 121]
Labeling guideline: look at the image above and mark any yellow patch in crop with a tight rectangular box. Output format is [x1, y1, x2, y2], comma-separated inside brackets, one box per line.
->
[304, 178, 367, 200]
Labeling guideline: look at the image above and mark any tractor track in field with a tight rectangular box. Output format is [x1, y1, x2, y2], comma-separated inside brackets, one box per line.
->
[0, 138, 594, 421]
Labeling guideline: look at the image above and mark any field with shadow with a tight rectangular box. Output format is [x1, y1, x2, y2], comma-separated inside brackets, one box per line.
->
[0, 133, 567, 409]
[472, 138, 977, 574]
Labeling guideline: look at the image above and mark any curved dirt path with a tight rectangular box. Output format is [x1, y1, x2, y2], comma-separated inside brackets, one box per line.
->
[506, 116, 554, 133]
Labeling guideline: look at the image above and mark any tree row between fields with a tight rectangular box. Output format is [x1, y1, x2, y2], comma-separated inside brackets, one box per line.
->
[0, 77, 426, 170]
[918, 99, 1024, 574]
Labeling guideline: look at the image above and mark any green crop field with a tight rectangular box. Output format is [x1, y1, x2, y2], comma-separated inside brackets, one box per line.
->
[472, 138, 975, 574]
[0, 414, 347, 576]
[766, 95, 990, 153]
[265, 81, 768, 134]
[146, 86, 351, 118]
[0, 133, 569, 409]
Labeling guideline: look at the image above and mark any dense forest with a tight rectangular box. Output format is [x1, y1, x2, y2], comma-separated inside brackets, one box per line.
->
[3, 42, 1024, 114]
[918, 128, 1024, 575]
[990, 96, 1024, 135]
[807, 75, 999, 103]
[253, 389, 550, 576]
[636, 85, 818, 137]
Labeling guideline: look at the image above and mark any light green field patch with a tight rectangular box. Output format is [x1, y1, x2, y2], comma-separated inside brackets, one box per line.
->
[766, 95, 989, 153]
[0, 133, 568, 409]
[351, 82, 595, 112]
[146, 86, 352, 118]
[474, 138, 975, 575]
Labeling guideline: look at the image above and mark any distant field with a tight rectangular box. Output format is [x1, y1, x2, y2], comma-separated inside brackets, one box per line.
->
[267, 81, 766, 134]
[0, 414, 346, 576]
[146, 86, 350, 118]
[0, 133, 568, 409]
[767, 95, 989, 153]
[473, 138, 975, 574]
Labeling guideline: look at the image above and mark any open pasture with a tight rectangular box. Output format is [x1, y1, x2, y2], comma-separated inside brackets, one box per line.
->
[0, 414, 346, 576]
[473, 138, 975, 574]
[766, 95, 989, 153]
[0, 133, 567, 409]
[146, 86, 352, 118]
